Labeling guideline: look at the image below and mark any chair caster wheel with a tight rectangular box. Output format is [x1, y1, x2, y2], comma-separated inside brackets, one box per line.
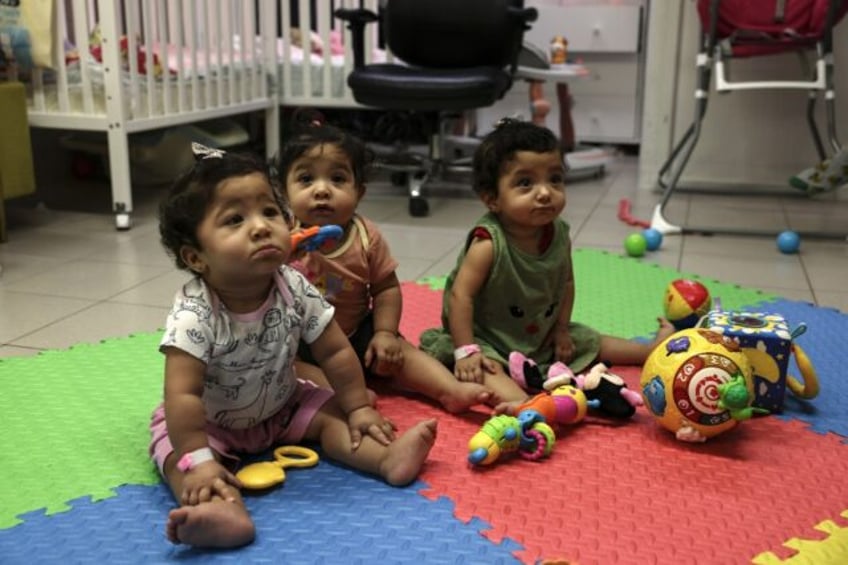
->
[391, 172, 408, 187]
[409, 196, 429, 217]
[115, 213, 132, 230]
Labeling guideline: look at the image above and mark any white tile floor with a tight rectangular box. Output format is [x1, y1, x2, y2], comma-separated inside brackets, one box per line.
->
[1, 153, 847, 358]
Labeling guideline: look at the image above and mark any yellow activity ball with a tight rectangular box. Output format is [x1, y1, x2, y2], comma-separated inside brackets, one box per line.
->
[640, 329, 754, 442]
[663, 279, 712, 330]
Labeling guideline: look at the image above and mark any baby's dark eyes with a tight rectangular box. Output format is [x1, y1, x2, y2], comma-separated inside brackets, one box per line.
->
[509, 305, 525, 318]
[224, 214, 243, 225]
[544, 303, 556, 317]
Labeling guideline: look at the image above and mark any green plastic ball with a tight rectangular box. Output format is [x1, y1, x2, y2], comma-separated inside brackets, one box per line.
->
[624, 233, 648, 257]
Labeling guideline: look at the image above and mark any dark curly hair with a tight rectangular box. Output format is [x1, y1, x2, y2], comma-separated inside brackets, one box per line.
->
[274, 109, 375, 193]
[472, 119, 564, 199]
[158, 150, 282, 271]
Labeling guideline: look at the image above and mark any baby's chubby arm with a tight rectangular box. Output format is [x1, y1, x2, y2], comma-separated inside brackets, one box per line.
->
[162, 348, 242, 505]
[448, 238, 500, 382]
[310, 320, 397, 449]
[549, 243, 576, 363]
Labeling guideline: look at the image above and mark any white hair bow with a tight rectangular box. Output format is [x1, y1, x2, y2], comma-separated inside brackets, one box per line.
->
[191, 142, 226, 160]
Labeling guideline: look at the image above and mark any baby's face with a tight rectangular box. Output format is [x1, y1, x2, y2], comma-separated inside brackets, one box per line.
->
[285, 143, 362, 228]
[190, 172, 292, 283]
[487, 150, 566, 228]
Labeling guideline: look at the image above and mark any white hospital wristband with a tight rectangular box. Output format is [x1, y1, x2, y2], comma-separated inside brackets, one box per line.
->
[177, 447, 215, 472]
[453, 344, 482, 362]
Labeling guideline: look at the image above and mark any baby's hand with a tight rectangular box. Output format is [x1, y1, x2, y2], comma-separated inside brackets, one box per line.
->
[347, 406, 396, 450]
[454, 353, 497, 384]
[553, 328, 576, 364]
[179, 459, 241, 506]
[364, 331, 403, 376]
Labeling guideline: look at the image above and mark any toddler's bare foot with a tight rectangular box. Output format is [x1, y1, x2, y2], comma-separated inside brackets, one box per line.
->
[166, 499, 255, 548]
[439, 382, 493, 413]
[492, 399, 524, 416]
[380, 419, 438, 486]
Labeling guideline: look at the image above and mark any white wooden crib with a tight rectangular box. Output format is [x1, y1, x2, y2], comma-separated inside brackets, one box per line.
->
[4, 0, 282, 229]
[1, 0, 382, 229]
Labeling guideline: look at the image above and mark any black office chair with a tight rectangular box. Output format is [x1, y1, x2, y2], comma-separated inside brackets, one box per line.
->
[336, 0, 537, 216]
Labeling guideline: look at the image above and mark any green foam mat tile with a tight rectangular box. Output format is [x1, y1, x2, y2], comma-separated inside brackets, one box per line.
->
[417, 248, 778, 340]
[0, 333, 164, 528]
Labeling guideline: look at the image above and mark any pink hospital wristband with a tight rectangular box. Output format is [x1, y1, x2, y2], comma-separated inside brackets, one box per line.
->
[454, 344, 482, 362]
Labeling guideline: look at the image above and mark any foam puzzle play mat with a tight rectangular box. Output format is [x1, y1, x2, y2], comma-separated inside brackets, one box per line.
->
[1, 249, 846, 564]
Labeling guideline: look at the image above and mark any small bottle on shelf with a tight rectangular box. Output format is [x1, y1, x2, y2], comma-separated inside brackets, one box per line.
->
[550, 35, 568, 65]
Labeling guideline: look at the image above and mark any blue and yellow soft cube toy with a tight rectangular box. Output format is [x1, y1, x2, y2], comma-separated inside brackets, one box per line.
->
[699, 311, 819, 412]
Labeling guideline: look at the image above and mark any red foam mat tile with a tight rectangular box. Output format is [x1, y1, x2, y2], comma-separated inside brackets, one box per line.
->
[396, 281, 848, 564]
[375, 367, 848, 565]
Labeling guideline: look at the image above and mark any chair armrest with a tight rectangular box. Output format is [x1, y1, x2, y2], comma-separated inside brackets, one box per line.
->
[506, 7, 539, 76]
[334, 8, 380, 69]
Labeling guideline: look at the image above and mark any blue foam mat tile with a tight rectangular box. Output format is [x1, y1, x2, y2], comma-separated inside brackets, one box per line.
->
[759, 298, 848, 441]
[0, 462, 524, 564]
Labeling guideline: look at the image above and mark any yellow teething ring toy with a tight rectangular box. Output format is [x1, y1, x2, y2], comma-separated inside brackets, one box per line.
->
[786, 344, 820, 399]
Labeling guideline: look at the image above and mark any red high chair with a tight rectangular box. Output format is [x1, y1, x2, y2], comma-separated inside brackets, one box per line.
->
[651, 0, 848, 239]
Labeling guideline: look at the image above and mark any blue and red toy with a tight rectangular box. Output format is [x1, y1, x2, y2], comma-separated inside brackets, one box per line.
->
[291, 224, 344, 252]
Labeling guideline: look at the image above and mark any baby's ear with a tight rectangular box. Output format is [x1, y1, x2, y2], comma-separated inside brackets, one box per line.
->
[180, 245, 205, 274]
[480, 191, 499, 212]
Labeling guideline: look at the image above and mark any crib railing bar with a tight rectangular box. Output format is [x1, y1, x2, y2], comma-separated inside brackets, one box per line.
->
[262, 0, 279, 160]
[227, 0, 235, 107]
[141, 0, 155, 118]
[341, 0, 354, 90]
[259, 0, 272, 102]
[71, 0, 96, 114]
[157, 0, 172, 115]
[238, 2, 248, 104]
[214, 0, 224, 108]
[229, 0, 239, 105]
[55, 0, 70, 113]
[299, 0, 312, 100]
[188, 0, 199, 112]
[317, 0, 332, 102]
[202, 0, 212, 109]
[172, 0, 185, 114]
[125, 0, 142, 119]
[281, 0, 294, 100]
[246, 0, 258, 101]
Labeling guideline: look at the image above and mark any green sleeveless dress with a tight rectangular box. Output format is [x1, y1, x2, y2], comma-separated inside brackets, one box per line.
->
[420, 213, 600, 374]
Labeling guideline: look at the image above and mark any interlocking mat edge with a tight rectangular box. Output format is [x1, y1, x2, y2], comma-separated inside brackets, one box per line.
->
[1, 249, 846, 564]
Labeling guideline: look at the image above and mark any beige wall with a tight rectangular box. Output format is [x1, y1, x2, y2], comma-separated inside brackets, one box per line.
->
[639, 1, 848, 191]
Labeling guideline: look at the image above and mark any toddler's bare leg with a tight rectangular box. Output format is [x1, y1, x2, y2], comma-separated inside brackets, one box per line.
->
[305, 400, 437, 486]
[389, 342, 494, 412]
[597, 318, 676, 366]
[162, 455, 255, 548]
[481, 363, 529, 404]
